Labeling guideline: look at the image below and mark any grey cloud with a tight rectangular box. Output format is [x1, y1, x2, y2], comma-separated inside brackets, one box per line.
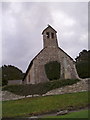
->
[2, 2, 88, 72]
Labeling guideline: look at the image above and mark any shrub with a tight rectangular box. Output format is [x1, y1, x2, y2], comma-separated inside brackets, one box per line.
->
[2, 79, 8, 86]
[76, 61, 89, 78]
[1, 65, 24, 83]
[45, 61, 61, 80]
[2, 79, 80, 96]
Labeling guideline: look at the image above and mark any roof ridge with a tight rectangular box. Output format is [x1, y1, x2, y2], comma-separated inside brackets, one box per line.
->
[42, 25, 57, 34]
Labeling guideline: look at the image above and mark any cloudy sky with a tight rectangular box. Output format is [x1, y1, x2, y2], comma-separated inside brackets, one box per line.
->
[1, 2, 88, 72]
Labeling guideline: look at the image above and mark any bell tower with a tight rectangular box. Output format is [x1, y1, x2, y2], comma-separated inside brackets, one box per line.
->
[42, 25, 58, 48]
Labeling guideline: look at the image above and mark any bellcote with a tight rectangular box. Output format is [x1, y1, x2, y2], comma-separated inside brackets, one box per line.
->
[42, 25, 58, 48]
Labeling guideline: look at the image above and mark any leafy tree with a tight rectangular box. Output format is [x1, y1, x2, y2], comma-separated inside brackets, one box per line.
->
[1, 65, 24, 86]
[75, 50, 88, 62]
[75, 49, 90, 78]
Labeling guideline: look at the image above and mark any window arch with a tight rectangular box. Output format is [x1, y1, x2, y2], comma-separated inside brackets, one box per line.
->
[46, 32, 49, 38]
[51, 32, 54, 38]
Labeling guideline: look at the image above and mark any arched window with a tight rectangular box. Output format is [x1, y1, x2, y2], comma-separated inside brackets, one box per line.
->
[46, 32, 49, 38]
[51, 32, 54, 38]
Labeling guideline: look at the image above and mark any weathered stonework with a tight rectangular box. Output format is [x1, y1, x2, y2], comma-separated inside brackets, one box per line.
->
[43, 78, 89, 96]
[2, 78, 89, 101]
[23, 25, 79, 84]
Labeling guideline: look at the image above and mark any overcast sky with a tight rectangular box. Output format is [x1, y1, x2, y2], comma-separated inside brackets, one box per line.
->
[1, 2, 88, 72]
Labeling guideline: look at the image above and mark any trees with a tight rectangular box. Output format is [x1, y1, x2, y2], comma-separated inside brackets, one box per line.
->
[75, 50, 88, 63]
[75, 49, 90, 78]
[1, 65, 24, 86]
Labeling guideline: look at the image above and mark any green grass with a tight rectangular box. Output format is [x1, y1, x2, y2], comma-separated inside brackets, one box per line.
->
[2, 91, 89, 118]
[46, 110, 89, 118]
[2, 79, 80, 96]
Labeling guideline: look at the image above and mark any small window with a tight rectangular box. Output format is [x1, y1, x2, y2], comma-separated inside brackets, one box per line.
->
[51, 33, 54, 38]
[46, 32, 49, 38]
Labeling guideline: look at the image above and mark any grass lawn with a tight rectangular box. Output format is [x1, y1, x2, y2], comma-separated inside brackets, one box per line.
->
[45, 110, 89, 118]
[2, 91, 89, 118]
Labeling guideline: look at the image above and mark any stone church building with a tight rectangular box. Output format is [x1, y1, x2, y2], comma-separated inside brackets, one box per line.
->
[23, 25, 79, 84]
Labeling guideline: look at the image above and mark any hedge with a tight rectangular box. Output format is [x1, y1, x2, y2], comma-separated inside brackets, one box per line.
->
[76, 61, 90, 78]
[2, 79, 80, 96]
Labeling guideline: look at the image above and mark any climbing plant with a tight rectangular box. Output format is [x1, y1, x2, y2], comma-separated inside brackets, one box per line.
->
[45, 61, 61, 80]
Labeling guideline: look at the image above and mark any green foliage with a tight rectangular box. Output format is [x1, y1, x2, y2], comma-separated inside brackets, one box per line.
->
[75, 49, 89, 62]
[2, 79, 8, 86]
[75, 49, 90, 78]
[2, 79, 80, 96]
[1, 65, 24, 86]
[76, 61, 89, 78]
[2, 91, 89, 117]
[45, 61, 60, 80]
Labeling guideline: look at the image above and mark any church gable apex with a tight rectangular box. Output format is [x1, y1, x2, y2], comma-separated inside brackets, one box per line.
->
[58, 47, 75, 62]
[42, 25, 57, 34]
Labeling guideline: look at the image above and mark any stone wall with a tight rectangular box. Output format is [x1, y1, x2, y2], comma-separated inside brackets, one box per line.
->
[43, 27, 58, 48]
[26, 46, 79, 84]
[58, 48, 79, 79]
[8, 80, 22, 85]
[43, 78, 89, 96]
[24, 25, 79, 84]
[2, 78, 89, 101]
[34, 47, 59, 84]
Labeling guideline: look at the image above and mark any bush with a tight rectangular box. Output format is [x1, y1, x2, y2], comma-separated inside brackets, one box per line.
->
[75, 49, 90, 78]
[45, 61, 61, 80]
[1, 65, 24, 82]
[76, 61, 90, 78]
[2, 79, 80, 96]
[2, 79, 8, 86]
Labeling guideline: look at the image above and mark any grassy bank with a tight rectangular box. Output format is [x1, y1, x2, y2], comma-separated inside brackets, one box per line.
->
[46, 110, 89, 118]
[2, 91, 89, 118]
[2, 79, 80, 96]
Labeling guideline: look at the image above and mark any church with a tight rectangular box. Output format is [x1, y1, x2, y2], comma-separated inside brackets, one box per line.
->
[23, 25, 79, 84]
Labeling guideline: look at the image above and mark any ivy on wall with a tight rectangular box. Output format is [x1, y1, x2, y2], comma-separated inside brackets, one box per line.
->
[45, 61, 61, 80]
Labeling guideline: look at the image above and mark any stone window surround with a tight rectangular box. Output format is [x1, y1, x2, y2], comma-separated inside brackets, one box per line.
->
[46, 32, 54, 39]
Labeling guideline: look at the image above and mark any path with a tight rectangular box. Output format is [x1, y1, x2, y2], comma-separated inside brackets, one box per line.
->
[29, 106, 89, 118]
